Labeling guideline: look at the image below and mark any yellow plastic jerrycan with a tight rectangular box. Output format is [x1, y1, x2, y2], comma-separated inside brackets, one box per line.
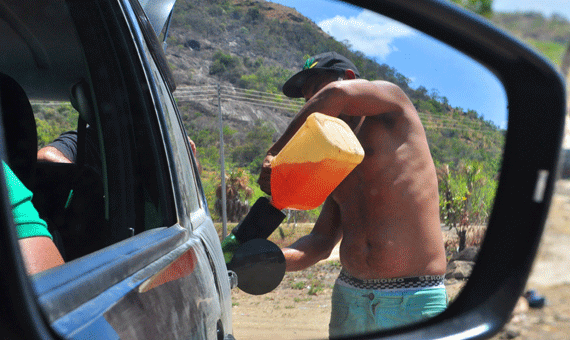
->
[270, 112, 365, 210]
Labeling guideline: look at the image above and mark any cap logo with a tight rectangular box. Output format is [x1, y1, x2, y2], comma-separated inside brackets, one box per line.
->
[303, 57, 318, 70]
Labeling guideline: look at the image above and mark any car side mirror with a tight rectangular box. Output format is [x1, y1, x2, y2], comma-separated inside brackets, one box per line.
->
[0, 0, 565, 339]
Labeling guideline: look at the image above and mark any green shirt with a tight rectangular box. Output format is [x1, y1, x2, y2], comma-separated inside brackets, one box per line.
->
[2, 162, 51, 239]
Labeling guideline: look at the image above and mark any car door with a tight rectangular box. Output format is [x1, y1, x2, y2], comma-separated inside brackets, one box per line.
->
[4, 0, 231, 339]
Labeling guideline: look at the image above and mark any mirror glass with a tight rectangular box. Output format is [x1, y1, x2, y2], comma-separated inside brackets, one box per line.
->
[15, 0, 508, 338]
[166, 0, 506, 338]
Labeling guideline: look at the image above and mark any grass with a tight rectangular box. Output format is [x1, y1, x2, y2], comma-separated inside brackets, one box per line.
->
[308, 279, 324, 296]
[326, 260, 342, 269]
[526, 38, 566, 66]
[291, 281, 305, 290]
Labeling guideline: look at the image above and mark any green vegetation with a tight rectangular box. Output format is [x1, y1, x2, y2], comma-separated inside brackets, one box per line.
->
[34, 103, 79, 148]
[438, 161, 496, 251]
[307, 279, 324, 296]
[291, 281, 305, 290]
[451, 0, 493, 18]
[491, 11, 570, 67]
[293, 297, 311, 303]
[208, 45, 304, 94]
[37, 0, 570, 229]
[525, 38, 567, 66]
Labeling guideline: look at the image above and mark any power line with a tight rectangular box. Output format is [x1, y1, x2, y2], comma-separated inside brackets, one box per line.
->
[31, 86, 502, 134]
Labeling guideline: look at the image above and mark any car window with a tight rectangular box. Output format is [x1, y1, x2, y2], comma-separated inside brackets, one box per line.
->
[27, 0, 178, 261]
[141, 34, 204, 227]
[32, 93, 175, 259]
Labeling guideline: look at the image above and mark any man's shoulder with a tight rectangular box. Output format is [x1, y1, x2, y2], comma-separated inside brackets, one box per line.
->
[345, 79, 402, 92]
[52, 130, 78, 142]
[370, 80, 400, 88]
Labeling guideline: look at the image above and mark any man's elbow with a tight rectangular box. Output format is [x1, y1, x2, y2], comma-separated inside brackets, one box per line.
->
[37, 146, 72, 163]
[320, 245, 336, 261]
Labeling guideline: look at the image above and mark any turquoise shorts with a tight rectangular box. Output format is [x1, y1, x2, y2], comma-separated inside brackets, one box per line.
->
[329, 271, 447, 339]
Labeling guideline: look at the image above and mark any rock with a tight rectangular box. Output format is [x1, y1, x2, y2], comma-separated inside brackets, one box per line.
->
[555, 312, 570, 322]
[444, 281, 466, 302]
[446, 260, 474, 280]
[450, 246, 479, 262]
[184, 39, 201, 51]
[504, 325, 521, 338]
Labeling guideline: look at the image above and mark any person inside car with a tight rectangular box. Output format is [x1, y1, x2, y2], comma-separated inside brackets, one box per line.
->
[3, 161, 64, 274]
[38, 128, 201, 173]
[258, 52, 447, 338]
[37, 126, 100, 171]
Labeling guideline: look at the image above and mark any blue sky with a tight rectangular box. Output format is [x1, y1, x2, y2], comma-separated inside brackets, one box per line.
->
[268, 0, 568, 129]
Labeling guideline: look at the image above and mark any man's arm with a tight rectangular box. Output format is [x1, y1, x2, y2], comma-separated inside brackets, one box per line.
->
[258, 79, 412, 194]
[268, 80, 411, 156]
[37, 130, 80, 163]
[37, 146, 72, 163]
[187, 137, 202, 174]
[282, 197, 343, 271]
[19, 237, 64, 275]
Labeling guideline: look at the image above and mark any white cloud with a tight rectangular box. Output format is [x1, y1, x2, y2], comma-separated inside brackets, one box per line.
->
[318, 10, 415, 59]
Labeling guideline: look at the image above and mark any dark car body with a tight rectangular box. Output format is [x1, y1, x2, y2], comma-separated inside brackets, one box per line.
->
[0, 0, 234, 338]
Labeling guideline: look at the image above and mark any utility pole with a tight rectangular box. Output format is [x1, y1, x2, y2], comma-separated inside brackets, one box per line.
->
[218, 84, 228, 238]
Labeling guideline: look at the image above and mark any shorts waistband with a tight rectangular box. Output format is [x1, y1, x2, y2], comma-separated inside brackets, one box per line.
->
[337, 270, 445, 290]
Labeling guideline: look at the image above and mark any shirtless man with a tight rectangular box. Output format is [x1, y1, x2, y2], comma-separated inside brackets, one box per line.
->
[258, 52, 447, 338]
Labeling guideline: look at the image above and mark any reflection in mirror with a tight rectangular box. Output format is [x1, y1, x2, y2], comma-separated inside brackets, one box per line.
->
[15, 0, 509, 338]
[167, 0, 506, 338]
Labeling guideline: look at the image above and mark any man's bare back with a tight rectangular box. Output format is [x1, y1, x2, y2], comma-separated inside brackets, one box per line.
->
[332, 91, 446, 280]
[263, 52, 448, 337]
[260, 78, 446, 280]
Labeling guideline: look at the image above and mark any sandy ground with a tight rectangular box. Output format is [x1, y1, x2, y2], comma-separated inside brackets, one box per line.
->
[487, 181, 570, 339]
[231, 181, 570, 340]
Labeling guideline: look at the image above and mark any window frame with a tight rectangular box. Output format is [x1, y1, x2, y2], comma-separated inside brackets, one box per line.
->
[126, 0, 209, 230]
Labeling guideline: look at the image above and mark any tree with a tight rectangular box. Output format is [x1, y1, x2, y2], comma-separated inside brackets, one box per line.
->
[215, 169, 253, 222]
[437, 162, 493, 251]
[230, 120, 275, 174]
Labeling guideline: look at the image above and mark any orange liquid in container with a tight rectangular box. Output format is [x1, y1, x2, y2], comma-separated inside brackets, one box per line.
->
[270, 113, 365, 210]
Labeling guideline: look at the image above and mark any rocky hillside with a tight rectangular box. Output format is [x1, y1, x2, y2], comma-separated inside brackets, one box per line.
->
[491, 11, 570, 68]
[165, 0, 423, 135]
[162, 0, 504, 176]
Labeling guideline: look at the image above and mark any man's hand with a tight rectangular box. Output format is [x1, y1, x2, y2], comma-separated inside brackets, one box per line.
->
[187, 137, 202, 174]
[187, 137, 197, 155]
[258, 154, 274, 195]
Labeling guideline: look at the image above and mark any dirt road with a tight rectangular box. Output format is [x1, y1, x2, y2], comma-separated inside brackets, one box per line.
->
[489, 182, 570, 340]
[231, 181, 570, 340]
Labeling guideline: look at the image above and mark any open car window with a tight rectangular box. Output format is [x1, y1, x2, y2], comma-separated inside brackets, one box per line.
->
[12, 0, 179, 263]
